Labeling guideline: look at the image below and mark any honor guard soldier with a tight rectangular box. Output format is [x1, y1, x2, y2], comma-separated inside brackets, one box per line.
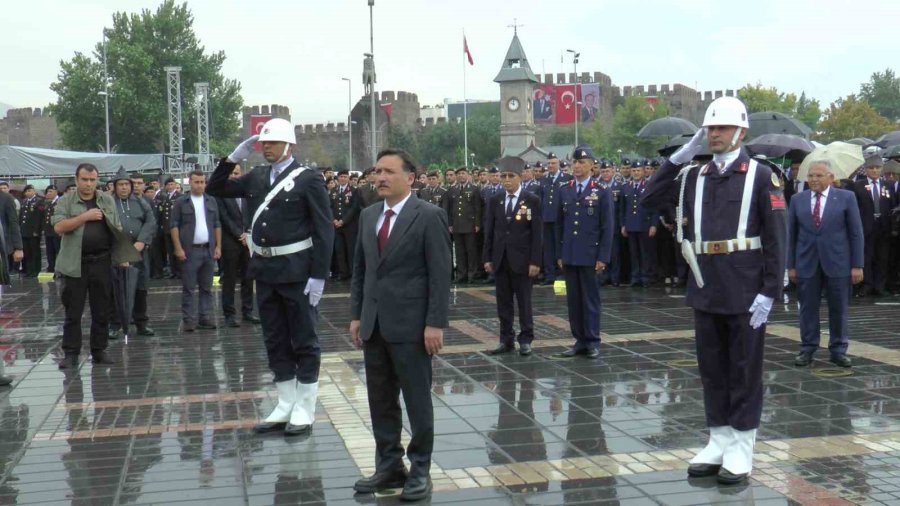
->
[447, 167, 482, 284]
[620, 158, 658, 287]
[420, 171, 447, 210]
[555, 146, 615, 359]
[19, 185, 45, 277]
[44, 185, 61, 273]
[330, 170, 360, 281]
[537, 153, 573, 285]
[483, 156, 543, 356]
[642, 97, 786, 484]
[207, 118, 334, 437]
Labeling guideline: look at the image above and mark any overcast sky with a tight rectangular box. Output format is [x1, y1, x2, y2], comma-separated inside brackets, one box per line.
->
[2, 0, 896, 125]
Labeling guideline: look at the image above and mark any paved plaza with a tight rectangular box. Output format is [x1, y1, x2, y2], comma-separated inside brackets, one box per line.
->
[0, 278, 899, 505]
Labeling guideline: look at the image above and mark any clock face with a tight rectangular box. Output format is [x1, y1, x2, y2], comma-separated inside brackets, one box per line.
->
[507, 97, 520, 112]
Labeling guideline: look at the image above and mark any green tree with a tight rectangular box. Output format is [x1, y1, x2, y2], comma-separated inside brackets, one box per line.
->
[414, 107, 499, 167]
[737, 83, 821, 129]
[795, 92, 822, 130]
[609, 96, 670, 156]
[816, 95, 894, 143]
[50, 1, 243, 154]
[859, 68, 900, 122]
[304, 140, 333, 167]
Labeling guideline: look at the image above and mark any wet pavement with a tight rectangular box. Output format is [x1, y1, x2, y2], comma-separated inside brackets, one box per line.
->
[0, 277, 899, 505]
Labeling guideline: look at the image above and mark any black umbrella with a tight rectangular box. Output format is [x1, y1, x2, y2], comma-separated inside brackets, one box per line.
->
[748, 111, 812, 138]
[657, 134, 712, 157]
[746, 134, 816, 159]
[637, 116, 698, 138]
[844, 137, 874, 146]
[883, 144, 900, 159]
[111, 266, 138, 341]
[874, 130, 900, 148]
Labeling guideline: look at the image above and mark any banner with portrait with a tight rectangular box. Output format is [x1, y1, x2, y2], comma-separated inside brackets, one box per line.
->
[532, 85, 555, 123]
[580, 83, 600, 123]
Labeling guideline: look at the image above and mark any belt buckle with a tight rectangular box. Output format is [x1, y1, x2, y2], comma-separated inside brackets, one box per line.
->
[259, 246, 272, 257]
[707, 240, 729, 255]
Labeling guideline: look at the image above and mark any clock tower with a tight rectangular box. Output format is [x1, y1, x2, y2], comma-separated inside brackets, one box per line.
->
[494, 30, 538, 155]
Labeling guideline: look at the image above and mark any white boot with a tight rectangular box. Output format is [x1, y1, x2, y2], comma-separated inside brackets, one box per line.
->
[721, 428, 756, 476]
[289, 381, 319, 428]
[263, 379, 296, 423]
[690, 426, 732, 465]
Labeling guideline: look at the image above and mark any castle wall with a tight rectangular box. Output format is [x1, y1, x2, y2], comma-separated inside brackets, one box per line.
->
[0, 108, 61, 149]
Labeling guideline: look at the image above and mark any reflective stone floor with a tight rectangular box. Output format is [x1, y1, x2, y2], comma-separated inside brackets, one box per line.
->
[0, 277, 899, 505]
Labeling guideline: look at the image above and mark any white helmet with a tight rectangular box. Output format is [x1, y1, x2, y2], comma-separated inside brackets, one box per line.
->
[258, 118, 296, 144]
[702, 96, 749, 129]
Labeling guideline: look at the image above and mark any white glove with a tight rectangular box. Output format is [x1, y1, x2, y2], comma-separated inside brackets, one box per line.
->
[748, 293, 774, 329]
[228, 135, 259, 163]
[304, 278, 325, 307]
[669, 128, 706, 165]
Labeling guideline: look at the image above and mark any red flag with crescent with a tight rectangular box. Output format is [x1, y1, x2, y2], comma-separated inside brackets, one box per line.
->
[555, 85, 576, 124]
[464, 36, 474, 65]
[250, 115, 271, 151]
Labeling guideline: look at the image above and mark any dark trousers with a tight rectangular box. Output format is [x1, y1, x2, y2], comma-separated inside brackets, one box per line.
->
[694, 309, 765, 430]
[257, 280, 320, 383]
[798, 267, 850, 356]
[542, 222, 560, 281]
[617, 230, 632, 284]
[563, 264, 601, 349]
[181, 246, 214, 322]
[22, 236, 41, 276]
[453, 232, 478, 281]
[333, 225, 358, 279]
[61, 253, 111, 355]
[890, 236, 900, 292]
[863, 231, 890, 293]
[656, 228, 677, 280]
[164, 234, 181, 277]
[494, 257, 534, 345]
[600, 232, 621, 284]
[150, 235, 166, 277]
[627, 231, 656, 285]
[220, 237, 253, 317]
[364, 327, 433, 478]
[45, 235, 60, 272]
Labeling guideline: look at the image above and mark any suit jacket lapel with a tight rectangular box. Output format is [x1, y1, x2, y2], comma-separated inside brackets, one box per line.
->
[380, 196, 420, 263]
[820, 191, 838, 229]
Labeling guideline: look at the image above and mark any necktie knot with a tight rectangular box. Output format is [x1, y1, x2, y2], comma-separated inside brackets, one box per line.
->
[384, 209, 394, 219]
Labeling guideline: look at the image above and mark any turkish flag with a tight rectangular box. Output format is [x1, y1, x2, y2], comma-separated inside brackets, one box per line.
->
[464, 36, 474, 65]
[381, 103, 393, 118]
[250, 115, 271, 151]
[555, 85, 576, 124]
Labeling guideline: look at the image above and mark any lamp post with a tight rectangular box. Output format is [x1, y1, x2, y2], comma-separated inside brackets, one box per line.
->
[368, 0, 377, 166]
[566, 49, 580, 147]
[100, 29, 111, 153]
[341, 77, 353, 172]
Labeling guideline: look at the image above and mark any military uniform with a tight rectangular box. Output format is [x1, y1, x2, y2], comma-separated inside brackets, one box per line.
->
[330, 184, 359, 280]
[597, 179, 623, 285]
[18, 195, 45, 277]
[157, 188, 181, 278]
[149, 189, 166, 278]
[620, 178, 658, 286]
[419, 184, 447, 210]
[537, 169, 573, 282]
[44, 197, 61, 272]
[447, 182, 482, 282]
[356, 183, 383, 209]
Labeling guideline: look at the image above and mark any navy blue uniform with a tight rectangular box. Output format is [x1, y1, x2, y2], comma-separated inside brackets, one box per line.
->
[556, 179, 614, 351]
[597, 181, 623, 285]
[538, 171, 573, 282]
[620, 179, 658, 286]
[642, 150, 786, 430]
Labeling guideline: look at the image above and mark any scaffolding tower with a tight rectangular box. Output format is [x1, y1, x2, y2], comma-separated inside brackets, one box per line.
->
[194, 82, 210, 171]
[165, 66, 183, 173]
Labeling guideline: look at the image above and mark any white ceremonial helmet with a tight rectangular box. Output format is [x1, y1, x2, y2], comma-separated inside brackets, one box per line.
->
[702, 96, 749, 129]
[258, 118, 297, 145]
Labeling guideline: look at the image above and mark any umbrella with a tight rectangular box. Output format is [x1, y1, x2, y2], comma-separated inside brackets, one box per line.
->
[844, 137, 874, 146]
[657, 134, 712, 157]
[748, 111, 812, 138]
[111, 265, 138, 341]
[746, 133, 815, 159]
[797, 142, 864, 182]
[874, 130, 900, 148]
[637, 117, 698, 138]
[882, 144, 900, 159]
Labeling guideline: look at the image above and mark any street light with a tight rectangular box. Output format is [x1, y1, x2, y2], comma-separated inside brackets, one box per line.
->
[341, 77, 353, 172]
[100, 29, 111, 153]
[566, 49, 580, 147]
[368, 0, 377, 166]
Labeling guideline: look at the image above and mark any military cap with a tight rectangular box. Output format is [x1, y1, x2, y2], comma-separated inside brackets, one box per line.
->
[532, 161, 543, 169]
[650, 158, 661, 167]
[621, 158, 631, 166]
[488, 166, 500, 174]
[592, 158, 600, 164]
[600, 160, 612, 169]
[560, 161, 570, 168]
[863, 154, 884, 168]
[572, 145, 594, 160]
[497, 156, 526, 175]
[883, 159, 900, 175]
[547, 152, 559, 160]
[630, 159, 643, 168]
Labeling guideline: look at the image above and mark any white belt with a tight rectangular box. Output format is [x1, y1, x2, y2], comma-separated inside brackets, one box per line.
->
[695, 236, 761, 255]
[250, 237, 312, 258]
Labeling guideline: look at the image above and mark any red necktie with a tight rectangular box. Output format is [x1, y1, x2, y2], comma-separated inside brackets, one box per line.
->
[378, 209, 394, 254]
[813, 192, 822, 228]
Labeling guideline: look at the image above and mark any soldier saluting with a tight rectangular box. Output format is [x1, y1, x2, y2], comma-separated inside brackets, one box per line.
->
[207, 118, 334, 437]
[642, 97, 786, 485]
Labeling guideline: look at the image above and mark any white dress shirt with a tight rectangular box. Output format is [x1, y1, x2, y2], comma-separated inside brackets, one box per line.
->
[810, 185, 829, 218]
[375, 191, 412, 235]
[190, 194, 210, 244]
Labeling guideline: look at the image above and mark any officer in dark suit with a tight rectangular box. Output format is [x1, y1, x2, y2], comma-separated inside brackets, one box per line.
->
[642, 97, 786, 484]
[330, 170, 360, 281]
[447, 167, 482, 283]
[419, 171, 447, 210]
[554, 146, 614, 359]
[853, 155, 895, 297]
[620, 159, 658, 287]
[207, 118, 333, 437]
[43, 185, 60, 273]
[538, 153, 573, 285]
[18, 185, 44, 277]
[215, 163, 260, 327]
[483, 156, 543, 356]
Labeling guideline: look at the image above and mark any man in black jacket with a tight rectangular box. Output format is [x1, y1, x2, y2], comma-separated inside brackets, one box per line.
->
[19, 185, 44, 278]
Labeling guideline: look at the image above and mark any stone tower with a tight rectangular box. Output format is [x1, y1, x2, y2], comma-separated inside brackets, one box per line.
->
[494, 31, 538, 155]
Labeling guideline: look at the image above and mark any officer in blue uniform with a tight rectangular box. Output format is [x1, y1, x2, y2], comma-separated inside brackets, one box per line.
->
[538, 153, 573, 285]
[642, 97, 786, 484]
[620, 159, 658, 287]
[208, 118, 334, 437]
[555, 146, 614, 359]
[596, 161, 622, 286]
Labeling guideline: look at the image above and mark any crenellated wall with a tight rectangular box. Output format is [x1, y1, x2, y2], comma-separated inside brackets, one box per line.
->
[0, 107, 61, 149]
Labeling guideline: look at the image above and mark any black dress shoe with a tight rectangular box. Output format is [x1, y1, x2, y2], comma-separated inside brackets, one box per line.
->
[519, 343, 533, 356]
[830, 354, 852, 368]
[586, 348, 600, 359]
[92, 351, 116, 365]
[242, 314, 261, 324]
[0, 375, 13, 387]
[716, 467, 748, 485]
[400, 475, 432, 501]
[794, 352, 813, 367]
[196, 321, 217, 330]
[354, 467, 408, 494]
[183, 321, 196, 332]
[555, 348, 581, 358]
[687, 463, 721, 477]
[488, 343, 515, 355]
[136, 326, 155, 336]
[253, 421, 286, 434]
[284, 423, 312, 436]
[58, 354, 78, 370]
[225, 317, 240, 328]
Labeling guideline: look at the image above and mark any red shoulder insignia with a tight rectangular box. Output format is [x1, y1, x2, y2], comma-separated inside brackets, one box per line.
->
[569, 180, 575, 187]
[769, 193, 786, 210]
[736, 162, 748, 173]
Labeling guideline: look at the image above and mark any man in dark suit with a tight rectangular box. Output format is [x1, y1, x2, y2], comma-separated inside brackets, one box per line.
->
[853, 155, 895, 296]
[207, 118, 333, 437]
[483, 156, 542, 356]
[349, 148, 451, 501]
[215, 163, 259, 327]
[788, 160, 864, 368]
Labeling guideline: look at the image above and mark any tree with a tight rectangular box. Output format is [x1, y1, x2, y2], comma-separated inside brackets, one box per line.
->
[795, 92, 822, 131]
[304, 140, 333, 167]
[737, 83, 821, 129]
[816, 95, 894, 143]
[50, 1, 243, 155]
[609, 96, 670, 156]
[859, 68, 900, 122]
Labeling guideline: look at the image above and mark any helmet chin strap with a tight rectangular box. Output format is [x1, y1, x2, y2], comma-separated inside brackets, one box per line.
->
[277, 143, 292, 163]
[727, 128, 742, 151]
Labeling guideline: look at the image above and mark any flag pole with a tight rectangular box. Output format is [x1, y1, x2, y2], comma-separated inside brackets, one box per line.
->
[463, 29, 469, 168]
